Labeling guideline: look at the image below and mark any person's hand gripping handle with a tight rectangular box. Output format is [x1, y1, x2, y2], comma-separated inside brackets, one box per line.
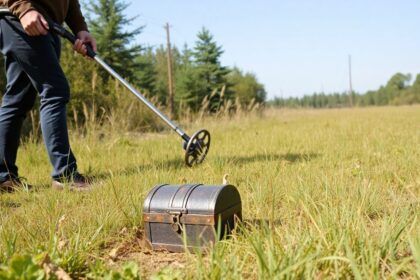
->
[48, 20, 97, 59]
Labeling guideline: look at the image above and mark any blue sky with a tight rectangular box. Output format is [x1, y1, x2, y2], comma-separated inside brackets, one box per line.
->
[114, 0, 419, 99]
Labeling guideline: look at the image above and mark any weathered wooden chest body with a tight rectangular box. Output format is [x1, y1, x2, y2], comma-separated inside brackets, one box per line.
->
[143, 184, 242, 252]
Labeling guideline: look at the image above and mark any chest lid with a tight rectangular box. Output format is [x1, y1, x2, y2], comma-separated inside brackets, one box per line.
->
[143, 184, 241, 216]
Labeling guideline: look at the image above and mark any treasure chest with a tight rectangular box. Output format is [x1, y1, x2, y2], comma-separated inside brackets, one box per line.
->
[143, 184, 242, 252]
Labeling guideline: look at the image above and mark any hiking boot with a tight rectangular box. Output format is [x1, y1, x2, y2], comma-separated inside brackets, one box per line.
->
[52, 173, 93, 192]
[0, 178, 32, 193]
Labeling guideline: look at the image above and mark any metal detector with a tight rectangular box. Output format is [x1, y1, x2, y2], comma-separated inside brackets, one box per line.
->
[49, 22, 211, 167]
[0, 8, 210, 166]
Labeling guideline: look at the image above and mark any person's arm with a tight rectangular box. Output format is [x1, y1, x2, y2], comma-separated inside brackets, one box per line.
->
[65, 0, 87, 35]
[66, 0, 97, 56]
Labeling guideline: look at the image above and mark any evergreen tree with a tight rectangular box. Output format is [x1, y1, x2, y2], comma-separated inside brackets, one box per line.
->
[134, 47, 156, 96]
[193, 28, 230, 111]
[153, 46, 170, 105]
[86, 0, 143, 83]
[175, 44, 205, 111]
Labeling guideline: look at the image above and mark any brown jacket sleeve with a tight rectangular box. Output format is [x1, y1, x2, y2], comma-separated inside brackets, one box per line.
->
[6, 0, 36, 19]
[65, 0, 88, 34]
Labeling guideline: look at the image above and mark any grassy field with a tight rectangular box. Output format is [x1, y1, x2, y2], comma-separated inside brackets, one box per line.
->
[0, 106, 419, 279]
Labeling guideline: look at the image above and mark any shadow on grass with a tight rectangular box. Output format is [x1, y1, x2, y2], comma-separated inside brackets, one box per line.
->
[221, 152, 320, 165]
[90, 158, 185, 181]
[89, 153, 319, 182]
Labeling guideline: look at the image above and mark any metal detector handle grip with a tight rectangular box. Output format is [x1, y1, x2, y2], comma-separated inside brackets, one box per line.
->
[48, 20, 97, 59]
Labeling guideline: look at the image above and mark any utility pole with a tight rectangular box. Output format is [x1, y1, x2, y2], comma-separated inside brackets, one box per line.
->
[348, 55, 353, 107]
[165, 23, 175, 118]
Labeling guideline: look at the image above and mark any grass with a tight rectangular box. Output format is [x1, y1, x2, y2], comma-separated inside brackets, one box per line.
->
[0, 106, 419, 279]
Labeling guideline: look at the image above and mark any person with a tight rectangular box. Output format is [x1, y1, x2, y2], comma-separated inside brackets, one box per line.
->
[0, 0, 96, 192]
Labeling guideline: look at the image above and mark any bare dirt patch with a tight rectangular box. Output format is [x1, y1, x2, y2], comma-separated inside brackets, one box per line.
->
[105, 228, 190, 276]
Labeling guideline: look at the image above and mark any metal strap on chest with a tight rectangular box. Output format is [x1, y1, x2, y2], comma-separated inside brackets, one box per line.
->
[167, 184, 202, 234]
[143, 185, 228, 229]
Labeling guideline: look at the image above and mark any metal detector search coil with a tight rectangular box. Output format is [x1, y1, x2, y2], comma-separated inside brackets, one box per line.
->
[48, 20, 211, 167]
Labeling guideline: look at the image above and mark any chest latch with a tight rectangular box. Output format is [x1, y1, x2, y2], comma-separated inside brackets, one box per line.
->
[168, 209, 187, 234]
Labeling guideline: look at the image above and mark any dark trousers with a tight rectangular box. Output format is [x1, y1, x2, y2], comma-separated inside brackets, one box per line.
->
[0, 15, 77, 181]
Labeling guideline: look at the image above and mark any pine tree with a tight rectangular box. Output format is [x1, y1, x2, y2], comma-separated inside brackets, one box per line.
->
[153, 46, 170, 105]
[134, 47, 156, 96]
[86, 0, 143, 83]
[193, 28, 230, 111]
[175, 44, 205, 111]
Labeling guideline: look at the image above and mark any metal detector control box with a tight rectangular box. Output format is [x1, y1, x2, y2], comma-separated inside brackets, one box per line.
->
[143, 184, 242, 252]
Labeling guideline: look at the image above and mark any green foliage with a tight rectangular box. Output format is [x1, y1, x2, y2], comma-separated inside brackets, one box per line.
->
[227, 67, 266, 105]
[0, 255, 44, 280]
[174, 45, 206, 111]
[0, 254, 141, 280]
[152, 46, 170, 104]
[151, 268, 182, 280]
[88, 262, 141, 280]
[60, 42, 111, 116]
[134, 47, 157, 97]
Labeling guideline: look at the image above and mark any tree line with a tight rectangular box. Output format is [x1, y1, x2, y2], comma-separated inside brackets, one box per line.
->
[271, 73, 420, 108]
